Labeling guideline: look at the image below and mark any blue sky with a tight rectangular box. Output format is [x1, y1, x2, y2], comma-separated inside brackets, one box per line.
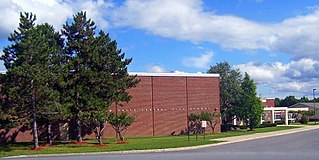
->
[1, 0, 319, 99]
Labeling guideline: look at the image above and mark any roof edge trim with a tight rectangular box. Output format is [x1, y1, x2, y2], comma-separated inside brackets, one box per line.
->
[129, 72, 220, 78]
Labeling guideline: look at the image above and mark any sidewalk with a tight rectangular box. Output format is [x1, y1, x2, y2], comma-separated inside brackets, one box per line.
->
[212, 125, 318, 145]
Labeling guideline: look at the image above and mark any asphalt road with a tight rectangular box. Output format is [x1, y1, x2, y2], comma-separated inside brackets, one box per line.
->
[7, 128, 319, 160]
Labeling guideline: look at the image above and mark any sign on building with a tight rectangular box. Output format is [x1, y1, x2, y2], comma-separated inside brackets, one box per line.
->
[202, 121, 207, 128]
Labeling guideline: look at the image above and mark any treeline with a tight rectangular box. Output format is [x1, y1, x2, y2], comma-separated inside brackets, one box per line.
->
[0, 12, 139, 148]
[275, 96, 319, 107]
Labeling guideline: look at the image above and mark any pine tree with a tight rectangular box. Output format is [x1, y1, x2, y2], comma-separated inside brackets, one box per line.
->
[61, 11, 97, 142]
[1, 13, 63, 148]
[62, 12, 139, 143]
[81, 29, 139, 145]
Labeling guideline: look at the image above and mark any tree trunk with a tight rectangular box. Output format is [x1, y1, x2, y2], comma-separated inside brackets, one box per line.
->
[32, 110, 39, 148]
[117, 130, 124, 141]
[46, 120, 52, 144]
[98, 123, 104, 145]
[249, 121, 253, 131]
[75, 114, 82, 142]
[31, 80, 39, 148]
[94, 123, 105, 145]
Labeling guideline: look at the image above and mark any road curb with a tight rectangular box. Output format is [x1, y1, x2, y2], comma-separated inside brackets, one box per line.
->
[3, 126, 318, 159]
[213, 125, 318, 144]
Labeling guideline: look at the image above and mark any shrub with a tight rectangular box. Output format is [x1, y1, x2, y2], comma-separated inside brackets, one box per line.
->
[300, 115, 309, 124]
[221, 124, 238, 132]
[239, 125, 247, 129]
[276, 120, 285, 125]
[257, 122, 277, 128]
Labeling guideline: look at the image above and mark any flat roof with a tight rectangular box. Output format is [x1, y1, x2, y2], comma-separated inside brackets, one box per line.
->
[0, 70, 220, 78]
[129, 72, 220, 78]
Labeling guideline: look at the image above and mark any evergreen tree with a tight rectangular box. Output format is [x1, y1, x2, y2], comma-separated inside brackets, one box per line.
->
[208, 61, 242, 124]
[61, 11, 97, 142]
[82, 30, 139, 145]
[1, 13, 63, 148]
[62, 12, 139, 143]
[239, 73, 263, 131]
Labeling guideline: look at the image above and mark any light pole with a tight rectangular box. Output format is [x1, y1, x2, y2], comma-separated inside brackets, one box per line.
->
[312, 88, 317, 125]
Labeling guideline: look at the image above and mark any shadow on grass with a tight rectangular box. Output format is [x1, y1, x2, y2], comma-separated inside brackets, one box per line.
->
[0, 142, 32, 152]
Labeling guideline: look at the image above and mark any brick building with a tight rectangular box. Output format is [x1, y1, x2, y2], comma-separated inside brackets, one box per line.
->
[0, 72, 221, 142]
[262, 98, 275, 108]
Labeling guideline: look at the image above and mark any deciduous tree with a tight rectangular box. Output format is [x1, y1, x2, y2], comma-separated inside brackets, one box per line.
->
[199, 111, 221, 133]
[107, 112, 134, 141]
[208, 61, 242, 124]
[238, 73, 263, 131]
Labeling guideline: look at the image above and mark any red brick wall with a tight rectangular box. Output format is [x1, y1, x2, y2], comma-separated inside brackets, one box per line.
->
[104, 75, 221, 137]
[1, 75, 221, 142]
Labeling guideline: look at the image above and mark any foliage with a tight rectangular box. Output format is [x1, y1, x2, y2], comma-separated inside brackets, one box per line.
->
[199, 111, 221, 133]
[1, 11, 138, 146]
[258, 122, 277, 128]
[208, 61, 242, 124]
[60, 11, 98, 142]
[188, 113, 202, 134]
[61, 11, 139, 143]
[300, 116, 309, 124]
[275, 96, 318, 107]
[0, 12, 63, 148]
[107, 112, 135, 141]
[238, 73, 264, 131]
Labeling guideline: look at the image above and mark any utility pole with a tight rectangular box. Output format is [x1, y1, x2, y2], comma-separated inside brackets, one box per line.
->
[312, 88, 317, 125]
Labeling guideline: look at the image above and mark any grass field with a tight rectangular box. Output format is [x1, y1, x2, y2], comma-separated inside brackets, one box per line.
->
[0, 126, 301, 158]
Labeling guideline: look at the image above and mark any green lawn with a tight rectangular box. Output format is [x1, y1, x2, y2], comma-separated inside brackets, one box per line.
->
[307, 121, 319, 125]
[290, 121, 319, 125]
[0, 126, 301, 158]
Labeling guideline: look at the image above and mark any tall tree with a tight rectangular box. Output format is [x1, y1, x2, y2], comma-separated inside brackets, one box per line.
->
[1, 13, 62, 148]
[83, 30, 139, 145]
[62, 12, 139, 143]
[61, 11, 97, 142]
[239, 73, 264, 131]
[208, 61, 242, 124]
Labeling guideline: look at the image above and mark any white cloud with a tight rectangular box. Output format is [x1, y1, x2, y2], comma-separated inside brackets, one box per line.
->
[182, 51, 214, 69]
[235, 62, 287, 83]
[0, 0, 112, 39]
[147, 65, 167, 73]
[111, 0, 319, 59]
[275, 82, 306, 92]
[235, 58, 319, 97]
[65, 0, 113, 29]
[0, 0, 73, 38]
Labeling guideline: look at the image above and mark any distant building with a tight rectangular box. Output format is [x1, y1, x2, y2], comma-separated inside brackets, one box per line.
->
[289, 103, 319, 120]
[262, 98, 275, 108]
